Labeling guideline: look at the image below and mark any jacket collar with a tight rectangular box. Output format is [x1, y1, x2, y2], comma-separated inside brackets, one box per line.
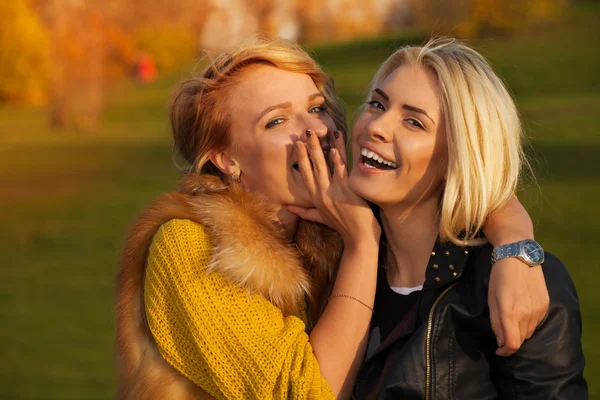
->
[423, 237, 473, 289]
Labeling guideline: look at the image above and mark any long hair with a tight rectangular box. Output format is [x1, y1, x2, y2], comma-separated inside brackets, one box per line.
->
[366, 38, 527, 245]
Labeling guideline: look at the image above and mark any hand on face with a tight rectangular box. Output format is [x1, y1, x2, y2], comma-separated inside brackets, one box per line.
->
[287, 129, 381, 248]
[222, 65, 338, 210]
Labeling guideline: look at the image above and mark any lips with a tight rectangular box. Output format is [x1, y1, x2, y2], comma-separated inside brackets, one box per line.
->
[360, 147, 398, 170]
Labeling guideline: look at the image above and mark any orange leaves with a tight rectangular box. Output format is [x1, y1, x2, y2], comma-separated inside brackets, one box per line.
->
[0, 0, 51, 105]
[412, 0, 565, 38]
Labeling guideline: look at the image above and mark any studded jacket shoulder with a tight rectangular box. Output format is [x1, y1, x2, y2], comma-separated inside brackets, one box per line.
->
[354, 240, 588, 400]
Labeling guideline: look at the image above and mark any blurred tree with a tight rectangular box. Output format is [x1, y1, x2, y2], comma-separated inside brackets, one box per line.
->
[34, 0, 136, 130]
[411, 0, 566, 38]
[32, 0, 206, 130]
[0, 0, 51, 105]
[135, 25, 197, 72]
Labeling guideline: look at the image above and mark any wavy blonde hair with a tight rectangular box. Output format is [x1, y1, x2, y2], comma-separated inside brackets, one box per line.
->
[170, 37, 347, 178]
[367, 38, 527, 245]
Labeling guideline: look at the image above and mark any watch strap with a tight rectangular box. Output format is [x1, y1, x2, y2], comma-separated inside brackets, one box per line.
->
[491, 242, 520, 265]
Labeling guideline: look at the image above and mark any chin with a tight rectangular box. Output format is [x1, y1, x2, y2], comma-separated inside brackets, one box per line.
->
[348, 174, 379, 204]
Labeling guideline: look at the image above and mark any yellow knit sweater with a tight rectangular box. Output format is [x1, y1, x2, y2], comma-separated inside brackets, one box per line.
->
[144, 219, 335, 399]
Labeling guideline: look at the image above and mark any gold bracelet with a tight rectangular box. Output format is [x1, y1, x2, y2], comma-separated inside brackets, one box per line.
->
[328, 293, 374, 312]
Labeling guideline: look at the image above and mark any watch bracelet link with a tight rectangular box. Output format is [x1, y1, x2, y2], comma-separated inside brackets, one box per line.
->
[491, 242, 519, 264]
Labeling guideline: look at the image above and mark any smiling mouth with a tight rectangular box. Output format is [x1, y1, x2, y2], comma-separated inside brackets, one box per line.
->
[360, 147, 398, 170]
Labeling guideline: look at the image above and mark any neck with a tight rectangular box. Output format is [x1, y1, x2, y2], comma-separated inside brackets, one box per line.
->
[379, 197, 440, 287]
[276, 206, 301, 241]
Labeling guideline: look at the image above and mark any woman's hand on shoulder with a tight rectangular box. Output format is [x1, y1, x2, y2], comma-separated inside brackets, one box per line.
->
[489, 258, 549, 357]
[287, 129, 380, 248]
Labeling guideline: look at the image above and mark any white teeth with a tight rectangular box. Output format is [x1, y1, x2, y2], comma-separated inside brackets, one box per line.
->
[360, 147, 397, 168]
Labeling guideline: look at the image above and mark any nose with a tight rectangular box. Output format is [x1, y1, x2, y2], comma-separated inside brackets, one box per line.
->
[302, 118, 330, 146]
[366, 112, 394, 143]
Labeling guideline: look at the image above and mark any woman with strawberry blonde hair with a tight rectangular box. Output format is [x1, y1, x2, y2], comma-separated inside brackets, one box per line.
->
[116, 38, 548, 399]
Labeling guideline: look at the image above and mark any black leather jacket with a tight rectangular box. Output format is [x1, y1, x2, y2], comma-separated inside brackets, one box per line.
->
[354, 240, 587, 399]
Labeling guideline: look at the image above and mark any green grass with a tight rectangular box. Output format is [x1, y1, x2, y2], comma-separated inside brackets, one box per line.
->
[1, 3, 599, 398]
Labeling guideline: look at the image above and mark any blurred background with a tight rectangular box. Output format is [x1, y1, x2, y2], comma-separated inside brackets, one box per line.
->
[1, 0, 598, 398]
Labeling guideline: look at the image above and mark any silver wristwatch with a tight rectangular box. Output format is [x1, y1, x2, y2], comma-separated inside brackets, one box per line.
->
[491, 239, 545, 267]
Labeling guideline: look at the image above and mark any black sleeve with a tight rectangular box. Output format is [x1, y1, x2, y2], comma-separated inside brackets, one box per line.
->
[490, 253, 588, 399]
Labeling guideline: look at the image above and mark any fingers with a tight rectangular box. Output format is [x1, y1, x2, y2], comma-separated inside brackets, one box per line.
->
[330, 129, 347, 165]
[305, 129, 330, 190]
[533, 268, 550, 327]
[286, 206, 325, 224]
[489, 299, 505, 353]
[496, 316, 521, 356]
[519, 316, 528, 345]
[331, 148, 348, 181]
[526, 314, 537, 340]
[536, 296, 550, 327]
[295, 141, 317, 198]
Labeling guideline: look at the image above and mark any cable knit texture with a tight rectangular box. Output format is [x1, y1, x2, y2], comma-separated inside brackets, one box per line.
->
[116, 174, 342, 399]
[144, 219, 333, 399]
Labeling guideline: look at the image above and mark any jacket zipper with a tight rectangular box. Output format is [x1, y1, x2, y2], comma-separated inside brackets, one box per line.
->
[425, 283, 458, 400]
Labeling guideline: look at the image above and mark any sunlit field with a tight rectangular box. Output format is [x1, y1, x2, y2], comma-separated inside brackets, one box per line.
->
[1, 3, 598, 398]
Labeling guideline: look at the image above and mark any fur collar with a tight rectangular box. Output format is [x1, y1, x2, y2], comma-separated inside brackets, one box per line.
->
[115, 174, 342, 399]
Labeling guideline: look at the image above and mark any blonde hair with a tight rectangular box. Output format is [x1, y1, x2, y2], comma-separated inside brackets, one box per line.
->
[367, 38, 527, 245]
[170, 37, 347, 178]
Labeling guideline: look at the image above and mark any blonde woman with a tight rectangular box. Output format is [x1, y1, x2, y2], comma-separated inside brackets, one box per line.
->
[116, 38, 550, 399]
[293, 38, 587, 398]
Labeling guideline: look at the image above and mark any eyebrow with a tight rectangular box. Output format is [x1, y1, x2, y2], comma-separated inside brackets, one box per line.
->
[402, 104, 436, 125]
[257, 102, 292, 121]
[372, 88, 436, 125]
[257, 93, 324, 122]
[373, 88, 389, 101]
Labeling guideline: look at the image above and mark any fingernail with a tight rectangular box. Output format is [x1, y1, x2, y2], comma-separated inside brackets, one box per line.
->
[334, 130, 340, 139]
[306, 129, 312, 138]
[496, 336, 503, 347]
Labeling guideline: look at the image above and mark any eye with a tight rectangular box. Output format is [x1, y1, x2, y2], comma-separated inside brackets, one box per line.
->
[367, 100, 385, 111]
[266, 118, 285, 129]
[406, 118, 425, 130]
[309, 104, 327, 113]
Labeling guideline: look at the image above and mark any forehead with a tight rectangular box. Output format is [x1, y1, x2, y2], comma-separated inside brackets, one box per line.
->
[380, 64, 440, 116]
[231, 64, 320, 112]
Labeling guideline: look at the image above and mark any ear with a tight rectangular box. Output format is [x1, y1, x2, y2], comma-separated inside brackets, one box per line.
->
[209, 150, 240, 177]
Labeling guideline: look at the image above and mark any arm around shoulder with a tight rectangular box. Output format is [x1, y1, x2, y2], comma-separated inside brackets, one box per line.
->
[490, 253, 588, 399]
[144, 219, 335, 400]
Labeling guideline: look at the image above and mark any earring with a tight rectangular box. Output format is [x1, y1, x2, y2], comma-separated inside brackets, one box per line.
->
[231, 173, 240, 182]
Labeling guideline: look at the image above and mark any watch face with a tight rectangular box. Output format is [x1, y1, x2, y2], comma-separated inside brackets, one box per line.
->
[524, 240, 543, 264]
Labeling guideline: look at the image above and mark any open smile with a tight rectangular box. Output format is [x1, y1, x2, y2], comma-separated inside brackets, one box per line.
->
[360, 147, 398, 170]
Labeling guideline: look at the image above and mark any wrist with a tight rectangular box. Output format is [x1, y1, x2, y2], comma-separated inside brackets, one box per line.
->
[491, 239, 544, 267]
[342, 232, 380, 250]
[343, 239, 379, 259]
[488, 231, 534, 247]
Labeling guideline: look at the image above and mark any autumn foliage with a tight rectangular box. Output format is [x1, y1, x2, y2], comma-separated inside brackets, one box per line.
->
[412, 0, 565, 38]
[0, 0, 51, 105]
[1, 0, 567, 131]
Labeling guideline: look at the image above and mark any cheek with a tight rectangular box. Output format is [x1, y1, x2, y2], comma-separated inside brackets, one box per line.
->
[237, 134, 293, 182]
[351, 114, 369, 163]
